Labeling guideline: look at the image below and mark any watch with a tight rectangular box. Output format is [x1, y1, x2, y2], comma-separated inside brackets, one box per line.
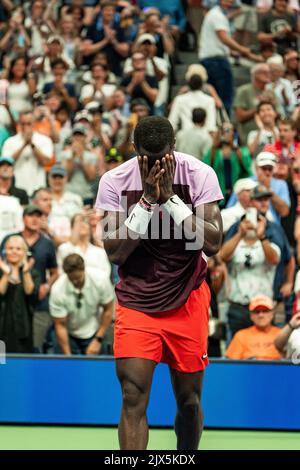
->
[95, 335, 104, 343]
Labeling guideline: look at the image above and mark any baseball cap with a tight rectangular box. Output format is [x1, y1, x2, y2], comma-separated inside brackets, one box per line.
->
[72, 124, 87, 136]
[47, 35, 63, 46]
[0, 156, 14, 166]
[250, 184, 273, 200]
[74, 110, 92, 123]
[233, 178, 257, 194]
[249, 295, 274, 312]
[130, 98, 150, 111]
[23, 204, 43, 216]
[136, 33, 155, 44]
[105, 147, 124, 163]
[49, 165, 67, 177]
[185, 64, 208, 82]
[256, 151, 277, 167]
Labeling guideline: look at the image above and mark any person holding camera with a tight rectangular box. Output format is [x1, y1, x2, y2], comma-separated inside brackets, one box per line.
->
[0, 235, 40, 353]
[220, 208, 281, 337]
[203, 122, 253, 206]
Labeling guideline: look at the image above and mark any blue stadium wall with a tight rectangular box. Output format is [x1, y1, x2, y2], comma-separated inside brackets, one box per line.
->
[0, 356, 299, 430]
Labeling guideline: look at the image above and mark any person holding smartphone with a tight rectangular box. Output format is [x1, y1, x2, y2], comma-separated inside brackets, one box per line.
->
[0, 235, 40, 353]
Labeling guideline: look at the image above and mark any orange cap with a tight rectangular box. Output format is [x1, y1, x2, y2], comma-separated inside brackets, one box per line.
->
[249, 295, 274, 312]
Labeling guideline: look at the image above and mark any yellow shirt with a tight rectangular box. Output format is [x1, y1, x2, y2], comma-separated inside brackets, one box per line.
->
[225, 325, 282, 360]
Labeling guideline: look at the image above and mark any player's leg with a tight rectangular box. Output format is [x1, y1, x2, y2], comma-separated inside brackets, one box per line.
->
[169, 368, 204, 450]
[116, 357, 156, 450]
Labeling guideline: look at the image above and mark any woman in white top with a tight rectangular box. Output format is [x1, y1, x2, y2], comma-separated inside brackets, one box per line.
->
[57, 213, 111, 278]
[58, 14, 81, 65]
[7, 56, 37, 115]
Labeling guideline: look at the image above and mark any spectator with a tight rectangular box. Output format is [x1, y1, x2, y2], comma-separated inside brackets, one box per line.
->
[80, 63, 116, 107]
[119, 6, 138, 43]
[0, 235, 40, 353]
[136, 9, 174, 58]
[199, 0, 260, 116]
[32, 93, 61, 144]
[220, 214, 281, 336]
[57, 212, 111, 277]
[138, 0, 186, 35]
[120, 51, 159, 114]
[258, 0, 299, 55]
[1, 111, 53, 196]
[0, 8, 31, 67]
[247, 100, 279, 157]
[225, 295, 282, 360]
[203, 122, 253, 205]
[31, 187, 54, 240]
[42, 58, 77, 112]
[24, 0, 52, 57]
[0, 156, 24, 244]
[6, 55, 37, 115]
[183, 63, 223, 110]
[48, 164, 83, 246]
[50, 253, 114, 355]
[274, 310, 300, 359]
[57, 14, 81, 65]
[175, 108, 213, 160]
[265, 118, 300, 159]
[226, 151, 290, 223]
[266, 55, 297, 117]
[284, 49, 300, 82]
[221, 178, 258, 233]
[234, 64, 277, 145]
[81, 0, 129, 76]
[1, 204, 59, 353]
[168, 74, 217, 134]
[0, 155, 29, 205]
[124, 33, 169, 116]
[60, 124, 98, 202]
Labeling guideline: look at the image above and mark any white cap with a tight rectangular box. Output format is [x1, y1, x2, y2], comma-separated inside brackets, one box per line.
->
[136, 33, 156, 45]
[256, 151, 277, 167]
[234, 178, 257, 194]
[267, 54, 284, 65]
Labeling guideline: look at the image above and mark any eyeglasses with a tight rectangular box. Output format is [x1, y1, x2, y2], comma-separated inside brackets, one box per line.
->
[75, 292, 83, 309]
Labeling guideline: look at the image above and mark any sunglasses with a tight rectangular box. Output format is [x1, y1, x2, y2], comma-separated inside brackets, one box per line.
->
[76, 292, 83, 309]
[260, 165, 274, 172]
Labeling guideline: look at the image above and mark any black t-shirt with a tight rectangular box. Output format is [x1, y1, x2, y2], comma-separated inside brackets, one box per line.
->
[85, 14, 126, 76]
[259, 11, 297, 54]
[281, 181, 297, 249]
[120, 74, 158, 113]
[9, 186, 29, 206]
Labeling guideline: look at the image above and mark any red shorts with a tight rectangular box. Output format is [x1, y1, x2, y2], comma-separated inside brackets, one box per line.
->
[114, 281, 211, 373]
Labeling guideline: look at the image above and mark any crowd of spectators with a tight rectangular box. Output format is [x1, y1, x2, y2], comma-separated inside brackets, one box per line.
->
[1, 0, 300, 362]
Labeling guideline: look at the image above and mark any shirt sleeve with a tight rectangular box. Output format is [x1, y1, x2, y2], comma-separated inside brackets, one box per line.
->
[225, 332, 245, 359]
[95, 172, 124, 213]
[214, 9, 230, 32]
[193, 165, 224, 207]
[49, 282, 68, 318]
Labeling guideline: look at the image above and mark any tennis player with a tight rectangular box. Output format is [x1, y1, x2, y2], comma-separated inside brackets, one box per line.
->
[95, 116, 223, 450]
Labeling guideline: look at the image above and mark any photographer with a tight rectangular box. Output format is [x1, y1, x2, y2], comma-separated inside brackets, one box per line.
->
[0, 235, 40, 353]
[220, 208, 281, 337]
[203, 122, 253, 206]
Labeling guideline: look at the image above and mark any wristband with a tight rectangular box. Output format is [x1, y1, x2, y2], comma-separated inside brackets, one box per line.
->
[124, 201, 155, 235]
[163, 194, 193, 226]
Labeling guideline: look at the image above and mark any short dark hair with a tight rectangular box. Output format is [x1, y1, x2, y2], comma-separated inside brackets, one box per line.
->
[279, 118, 297, 130]
[51, 58, 68, 70]
[188, 74, 203, 91]
[63, 254, 85, 274]
[32, 187, 51, 200]
[133, 117, 175, 154]
[256, 100, 277, 114]
[192, 108, 206, 125]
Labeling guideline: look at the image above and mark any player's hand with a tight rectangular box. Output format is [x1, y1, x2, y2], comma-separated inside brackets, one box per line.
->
[159, 154, 175, 203]
[138, 156, 164, 204]
[85, 338, 101, 355]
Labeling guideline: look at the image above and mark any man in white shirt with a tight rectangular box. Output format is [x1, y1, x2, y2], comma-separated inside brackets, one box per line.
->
[168, 74, 217, 133]
[199, 0, 259, 115]
[175, 107, 212, 159]
[221, 178, 257, 233]
[1, 111, 53, 196]
[266, 55, 297, 117]
[50, 253, 114, 355]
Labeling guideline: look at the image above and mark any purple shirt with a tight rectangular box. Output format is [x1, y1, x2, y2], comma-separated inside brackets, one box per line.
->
[95, 152, 223, 313]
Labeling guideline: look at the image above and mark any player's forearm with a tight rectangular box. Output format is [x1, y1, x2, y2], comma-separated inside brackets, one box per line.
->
[104, 228, 141, 265]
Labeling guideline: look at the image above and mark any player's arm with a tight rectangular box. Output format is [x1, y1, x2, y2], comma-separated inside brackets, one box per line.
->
[159, 155, 223, 256]
[102, 157, 164, 266]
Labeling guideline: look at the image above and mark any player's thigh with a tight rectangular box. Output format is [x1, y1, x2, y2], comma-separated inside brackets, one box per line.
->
[169, 368, 204, 406]
[116, 358, 157, 406]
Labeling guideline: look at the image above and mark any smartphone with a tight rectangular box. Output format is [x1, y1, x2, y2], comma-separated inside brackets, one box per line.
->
[246, 208, 258, 227]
